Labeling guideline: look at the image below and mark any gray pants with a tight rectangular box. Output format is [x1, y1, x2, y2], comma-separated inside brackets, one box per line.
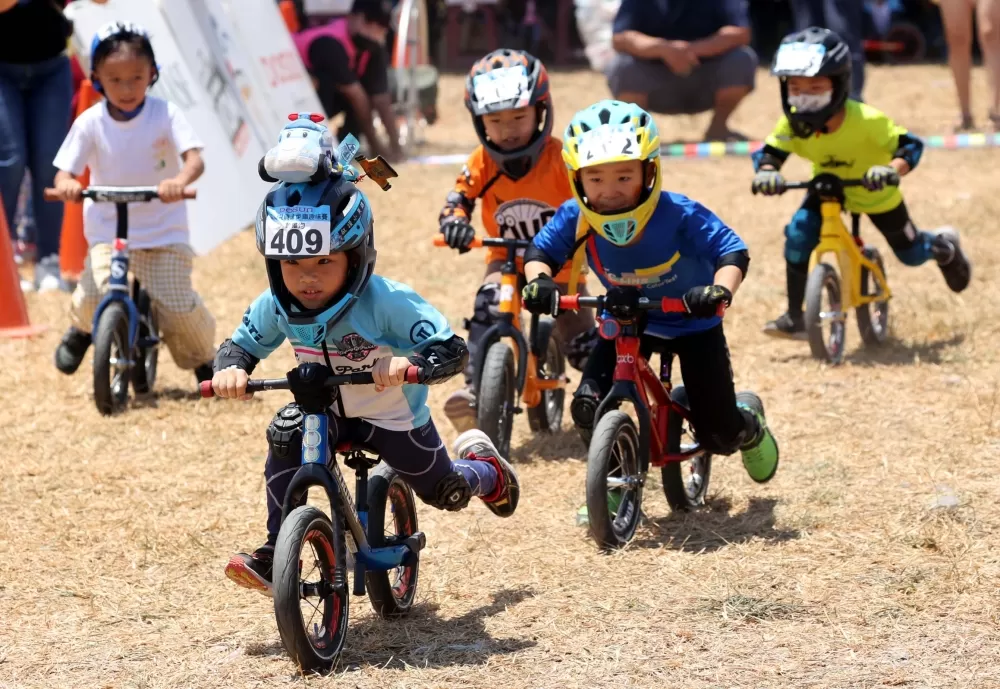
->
[606, 46, 758, 115]
[789, 0, 866, 100]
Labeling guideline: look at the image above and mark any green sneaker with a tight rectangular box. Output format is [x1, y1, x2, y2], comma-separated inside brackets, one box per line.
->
[736, 392, 779, 483]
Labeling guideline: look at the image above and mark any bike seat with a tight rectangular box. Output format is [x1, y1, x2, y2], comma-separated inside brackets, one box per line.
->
[335, 440, 379, 456]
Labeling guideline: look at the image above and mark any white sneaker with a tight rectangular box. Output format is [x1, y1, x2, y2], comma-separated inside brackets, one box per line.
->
[34, 255, 65, 293]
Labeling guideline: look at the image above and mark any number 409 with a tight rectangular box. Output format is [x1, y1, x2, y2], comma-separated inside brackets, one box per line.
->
[270, 227, 323, 254]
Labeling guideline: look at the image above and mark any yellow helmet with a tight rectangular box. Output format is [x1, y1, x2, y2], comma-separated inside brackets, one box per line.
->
[562, 100, 662, 246]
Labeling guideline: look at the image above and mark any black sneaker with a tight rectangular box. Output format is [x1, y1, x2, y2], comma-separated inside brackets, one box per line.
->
[54, 327, 92, 374]
[763, 311, 806, 340]
[194, 362, 214, 384]
[453, 429, 520, 518]
[931, 227, 971, 293]
[224, 544, 273, 596]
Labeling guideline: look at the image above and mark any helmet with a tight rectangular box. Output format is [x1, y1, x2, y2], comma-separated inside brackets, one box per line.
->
[255, 175, 376, 347]
[771, 27, 852, 138]
[561, 100, 661, 247]
[89, 21, 159, 92]
[464, 49, 552, 180]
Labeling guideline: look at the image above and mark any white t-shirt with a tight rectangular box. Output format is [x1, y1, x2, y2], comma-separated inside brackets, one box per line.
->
[53, 97, 204, 249]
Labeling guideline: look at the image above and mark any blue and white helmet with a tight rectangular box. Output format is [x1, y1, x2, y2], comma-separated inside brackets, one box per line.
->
[255, 174, 376, 347]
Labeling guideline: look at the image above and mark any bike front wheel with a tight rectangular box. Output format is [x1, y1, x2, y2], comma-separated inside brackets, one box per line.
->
[273, 505, 350, 675]
[804, 262, 846, 365]
[585, 411, 643, 550]
[477, 341, 516, 459]
[92, 302, 130, 415]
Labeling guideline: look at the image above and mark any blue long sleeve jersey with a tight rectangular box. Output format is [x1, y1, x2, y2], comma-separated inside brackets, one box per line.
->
[531, 193, 747, 338]
[231, 275, 454, 431]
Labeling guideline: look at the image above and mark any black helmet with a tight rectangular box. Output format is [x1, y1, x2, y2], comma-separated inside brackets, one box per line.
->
[771, 27, 852, 138]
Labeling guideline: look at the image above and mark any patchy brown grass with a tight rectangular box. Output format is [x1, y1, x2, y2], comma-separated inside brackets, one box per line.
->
[2, 64, 1000, 688]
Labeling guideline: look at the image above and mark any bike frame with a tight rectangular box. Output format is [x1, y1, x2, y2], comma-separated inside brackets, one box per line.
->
[808, 194, 893, 312]
[281, 410, 425, 597]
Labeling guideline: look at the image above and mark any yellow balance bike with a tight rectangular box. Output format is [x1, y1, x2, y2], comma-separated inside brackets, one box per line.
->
[434, 235, 568, 458]
[777, 174, 894, 364]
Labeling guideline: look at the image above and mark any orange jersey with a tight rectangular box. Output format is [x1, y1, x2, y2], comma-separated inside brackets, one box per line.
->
[439, 137, 580, 282]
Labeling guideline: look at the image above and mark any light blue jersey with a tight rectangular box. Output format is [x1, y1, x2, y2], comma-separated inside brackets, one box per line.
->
[232, 275, 453, 431]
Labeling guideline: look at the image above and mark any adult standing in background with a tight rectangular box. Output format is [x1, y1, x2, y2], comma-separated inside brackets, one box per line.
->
[935, 0, 1000, 131]
[787, 0, 865, 100]
[0, 0, 106, 291]
[606, 0, 757, 142]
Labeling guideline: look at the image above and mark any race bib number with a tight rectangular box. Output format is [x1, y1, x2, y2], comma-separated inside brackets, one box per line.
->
[264, 205, 331, 257]
[472, 66, 530, 108]
[576, 123, 639, 163]
[773, 42, 827, 76]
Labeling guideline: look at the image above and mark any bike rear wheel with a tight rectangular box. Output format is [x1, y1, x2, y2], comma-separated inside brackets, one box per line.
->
[273, 505, 349, 675]
[526, 317, 565, 434]
[477, 341, 516, 459]
[93, 302, 130, 415]
[585, 411, 643, 550]
[131, 287, 159, 393]
[857, 247, 890, 347]
[365, 464, 420, 618]
[661, 386, 713, 511]
[805, 262, 846, 364]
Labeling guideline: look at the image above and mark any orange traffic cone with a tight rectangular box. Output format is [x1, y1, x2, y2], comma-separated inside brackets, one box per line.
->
[279, 0, 300, 33]
[59, 78, 100, 282]
[0, 193, 47, 338]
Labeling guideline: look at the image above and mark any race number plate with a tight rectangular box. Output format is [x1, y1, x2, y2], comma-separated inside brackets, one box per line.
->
[576, 123, 640, 163]
[264, 205, 331, 257]
[773, 42, 827, 76]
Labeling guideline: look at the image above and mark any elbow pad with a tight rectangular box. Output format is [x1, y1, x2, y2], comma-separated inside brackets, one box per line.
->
[894, 132, 923, 170]
[214, 338, 260, 374]
[409, 335, 469, 385]
[717, 249, 750, 278]
[751, 145, 789, 172]
[524, 244, 563, 273]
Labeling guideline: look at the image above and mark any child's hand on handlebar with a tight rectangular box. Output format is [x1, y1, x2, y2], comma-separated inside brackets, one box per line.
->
[372, 356, 412, 391]
[440, 218, 476, 253]
[861, 165, 899, 191]
[157, 177, 188, 203]
[681, 285, 732, 318]
[54, 176, 84, 203]
[522, 274, 560, 315]
[751, 169, 786, 196]
[213, 367, 252, 400]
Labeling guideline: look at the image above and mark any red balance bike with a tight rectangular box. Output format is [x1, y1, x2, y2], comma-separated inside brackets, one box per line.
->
[558, 294, 724, 550]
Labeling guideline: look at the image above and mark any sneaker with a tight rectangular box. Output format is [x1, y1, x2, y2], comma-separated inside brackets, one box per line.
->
[54, 327, 92, 375]
[453, 429, 520, 518]
[735, 392, 779, 484]
[224, 545, 273, 596]
[194, 362, 214, 384]
[930, 227, 971, 293]
[13, 239, 35, 266]
[763, 311, 806, 340]
[34, 254, 65, 293]
[443, 386, 477, 432]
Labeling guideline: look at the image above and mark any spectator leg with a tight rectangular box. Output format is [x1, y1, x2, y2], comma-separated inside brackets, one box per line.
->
[613, 90, 650, 109]
[977, 0, 1000, 123]
[703, 47, 758, 142]
[704, 86, 753, 141]
[824, 0, 866, 100]
[938, 0, 976, 128]
[0, 65, 27, 240]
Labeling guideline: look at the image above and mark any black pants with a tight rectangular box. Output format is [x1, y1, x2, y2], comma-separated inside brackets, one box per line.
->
[578, 324, 751, 455]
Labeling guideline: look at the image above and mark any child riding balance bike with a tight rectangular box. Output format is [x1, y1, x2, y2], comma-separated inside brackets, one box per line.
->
[521, 99, 780, 534]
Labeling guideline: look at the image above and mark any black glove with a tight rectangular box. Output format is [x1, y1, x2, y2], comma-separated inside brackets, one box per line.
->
[522, 274, 560, 315]
[440, 218, 476, 253]
[862, 165, 899, 191]
[751, 169, 786, 196]
[681, 285, 732, 318]
[604, 285, 643, 319]
[287, 362, 334, 412]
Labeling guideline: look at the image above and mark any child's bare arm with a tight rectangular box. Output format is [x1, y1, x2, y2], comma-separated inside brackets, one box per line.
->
[158, 149, 204, 203]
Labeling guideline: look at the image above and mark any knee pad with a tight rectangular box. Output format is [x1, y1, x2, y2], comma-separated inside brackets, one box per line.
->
[465, 282, 501, 334]
[566, 327, 598, 372]
[266, 403, 304, 461]
[783, 208, 823, 265]
[418, 470, 473, 512]
[883, 223, 932, 267]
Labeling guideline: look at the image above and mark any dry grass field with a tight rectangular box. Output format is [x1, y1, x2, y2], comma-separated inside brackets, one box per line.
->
[2, 65, 999, 688]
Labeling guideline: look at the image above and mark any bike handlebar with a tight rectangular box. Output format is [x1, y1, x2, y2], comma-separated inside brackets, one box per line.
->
[559, 294, 726, 318]
[44, 185, 198, 203]
[433, 235, 531, 250]
[199, 365, 425, 398]
[782, 179, 867, 191]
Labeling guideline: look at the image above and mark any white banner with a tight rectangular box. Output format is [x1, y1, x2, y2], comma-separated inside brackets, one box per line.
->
[219, 0, 326, 134]
[65, 0, 267, 255]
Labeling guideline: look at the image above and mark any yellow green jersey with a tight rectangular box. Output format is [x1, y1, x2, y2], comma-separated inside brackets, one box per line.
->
[763, 100, 908, 215]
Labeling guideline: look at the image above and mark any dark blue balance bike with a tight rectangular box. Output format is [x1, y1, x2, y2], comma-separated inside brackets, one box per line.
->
[45, 185, 196, 415]
[200, 364, 429, 674]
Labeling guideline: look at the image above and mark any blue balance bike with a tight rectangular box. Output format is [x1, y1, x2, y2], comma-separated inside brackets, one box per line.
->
[200, 364, 428, 674]
[46, 185, 196, 415]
